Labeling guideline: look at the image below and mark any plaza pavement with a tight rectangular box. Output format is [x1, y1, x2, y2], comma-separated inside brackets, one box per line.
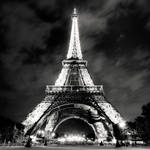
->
[0, 145, 150, 150]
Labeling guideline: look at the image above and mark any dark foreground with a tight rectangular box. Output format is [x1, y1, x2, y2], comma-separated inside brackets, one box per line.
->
[0, 145, 150, 150]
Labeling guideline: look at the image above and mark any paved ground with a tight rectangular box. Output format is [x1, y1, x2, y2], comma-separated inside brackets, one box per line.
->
[0, 146, 150, 150]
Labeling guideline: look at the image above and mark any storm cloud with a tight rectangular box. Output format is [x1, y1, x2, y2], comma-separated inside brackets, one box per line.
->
[0, 0, 150, 122]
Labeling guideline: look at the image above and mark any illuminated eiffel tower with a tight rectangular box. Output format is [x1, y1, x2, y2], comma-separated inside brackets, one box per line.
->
[23, 8, 126, 144]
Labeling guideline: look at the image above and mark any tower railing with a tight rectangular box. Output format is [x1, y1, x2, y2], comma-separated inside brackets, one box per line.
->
[45, 85, 104, 94]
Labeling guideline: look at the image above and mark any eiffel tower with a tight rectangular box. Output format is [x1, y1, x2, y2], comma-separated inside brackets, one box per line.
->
[23, 8, 126, 144]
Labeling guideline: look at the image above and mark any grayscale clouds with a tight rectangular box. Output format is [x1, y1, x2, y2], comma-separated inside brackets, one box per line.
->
[0, 0, 150, 122]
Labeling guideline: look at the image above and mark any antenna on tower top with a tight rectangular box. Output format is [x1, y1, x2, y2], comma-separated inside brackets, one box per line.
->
[74, 8, 77, 14]
[72, 8, 78, 17]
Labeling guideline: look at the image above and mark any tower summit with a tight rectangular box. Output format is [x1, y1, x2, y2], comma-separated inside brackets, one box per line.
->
[23, 8, 126, 144]
[67, 8, 82, 59]
[54, 8, 94, 86]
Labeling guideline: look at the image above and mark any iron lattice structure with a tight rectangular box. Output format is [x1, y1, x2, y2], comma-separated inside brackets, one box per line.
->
[23, 9, 126, 143]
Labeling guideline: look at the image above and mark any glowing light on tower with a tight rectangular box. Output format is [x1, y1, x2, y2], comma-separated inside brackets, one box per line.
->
[58, 134, 86, 144]
[22, 8, 127, 144]
[67, 8, 82, 59]
[119, 121, 126, 129]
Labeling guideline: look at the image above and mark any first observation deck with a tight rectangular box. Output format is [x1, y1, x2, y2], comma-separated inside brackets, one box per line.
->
[46, 85, 104, 94]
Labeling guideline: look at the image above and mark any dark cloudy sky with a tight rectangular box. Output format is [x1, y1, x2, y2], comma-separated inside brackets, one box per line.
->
[0, 0, 150, 122]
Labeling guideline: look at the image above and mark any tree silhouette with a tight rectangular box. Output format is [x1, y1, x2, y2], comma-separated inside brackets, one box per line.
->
[128, 103, 150, 144]
[136, 103, 150, 143]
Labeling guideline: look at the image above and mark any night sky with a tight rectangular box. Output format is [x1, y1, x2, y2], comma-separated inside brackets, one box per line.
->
[0, 0, 150, 122]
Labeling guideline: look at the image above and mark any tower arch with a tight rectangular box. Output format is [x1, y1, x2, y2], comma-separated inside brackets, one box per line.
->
[42, 103, 114, 142]
[54, 117, 96, 140]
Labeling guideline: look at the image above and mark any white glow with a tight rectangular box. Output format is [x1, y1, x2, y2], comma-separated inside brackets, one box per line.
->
[58, 137, 66, 143]
[80, 68, 94, 86]
[23, 101, 51, 130]
[51, 132, 55, 137]
[37, 130, 45, 137]
[111, 138, 117, 144]
[55, 67, 69, 86]
[58, 134, 86, 143]
[45, 113, 56, 132]
[119, 121, 126, 129]
[95, 122, 108, 138]
[30, 135, 37, 143]
[97, 101, 125, 125]
[67, 9, 82, 59]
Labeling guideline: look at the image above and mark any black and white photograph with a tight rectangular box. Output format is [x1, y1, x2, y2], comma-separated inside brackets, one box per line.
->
[0, 0, 150, 150]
